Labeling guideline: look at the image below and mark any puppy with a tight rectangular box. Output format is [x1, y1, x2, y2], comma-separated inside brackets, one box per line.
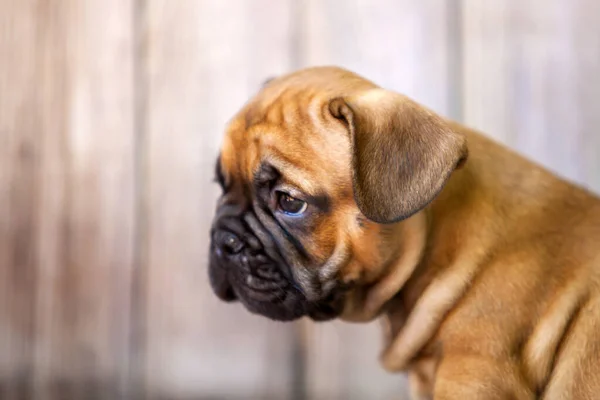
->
[208, 66, 600, 399]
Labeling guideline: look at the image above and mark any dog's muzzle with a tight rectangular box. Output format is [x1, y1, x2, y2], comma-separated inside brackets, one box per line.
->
[208, 205, 343, 321]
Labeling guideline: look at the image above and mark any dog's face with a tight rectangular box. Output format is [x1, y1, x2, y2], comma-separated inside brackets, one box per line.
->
[208, 67, 467, 322]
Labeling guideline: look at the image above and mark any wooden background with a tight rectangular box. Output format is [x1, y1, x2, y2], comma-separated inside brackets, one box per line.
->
[1, 1, 599, 399]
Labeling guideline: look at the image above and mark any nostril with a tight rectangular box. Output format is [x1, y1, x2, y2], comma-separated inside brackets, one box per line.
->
[215, 230, 244, 255]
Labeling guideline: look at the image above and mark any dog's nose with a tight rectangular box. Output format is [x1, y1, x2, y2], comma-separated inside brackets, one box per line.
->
[214, 230, 245, 257]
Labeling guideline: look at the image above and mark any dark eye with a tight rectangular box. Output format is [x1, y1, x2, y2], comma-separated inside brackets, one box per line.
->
[277, 192, 308, 216]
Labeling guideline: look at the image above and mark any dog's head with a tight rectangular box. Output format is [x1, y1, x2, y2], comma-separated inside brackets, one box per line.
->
[208, 66, 467, 322]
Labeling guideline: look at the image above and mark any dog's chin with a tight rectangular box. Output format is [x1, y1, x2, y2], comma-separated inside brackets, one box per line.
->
[209, 252, 343, 322]
[236, 286, 343, 322]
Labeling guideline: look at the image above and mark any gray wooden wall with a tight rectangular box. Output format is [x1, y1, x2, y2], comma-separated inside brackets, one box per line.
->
[0, 1, 599, 399]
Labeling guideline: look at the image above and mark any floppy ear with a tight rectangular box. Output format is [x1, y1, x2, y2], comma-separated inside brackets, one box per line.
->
[329, 89, 468, 224]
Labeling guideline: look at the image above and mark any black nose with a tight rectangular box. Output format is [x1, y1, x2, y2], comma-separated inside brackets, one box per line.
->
[214, 230, 245, 257]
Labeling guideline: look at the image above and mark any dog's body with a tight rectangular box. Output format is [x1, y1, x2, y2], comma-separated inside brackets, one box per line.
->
[382, 126, 600, 399]
[209, 66, 600, 399]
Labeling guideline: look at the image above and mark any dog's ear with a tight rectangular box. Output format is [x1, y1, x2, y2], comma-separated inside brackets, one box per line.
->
[329, 89, 468, 224]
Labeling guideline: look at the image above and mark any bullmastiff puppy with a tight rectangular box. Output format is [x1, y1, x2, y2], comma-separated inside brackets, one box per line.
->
[208, 66, 600, 399]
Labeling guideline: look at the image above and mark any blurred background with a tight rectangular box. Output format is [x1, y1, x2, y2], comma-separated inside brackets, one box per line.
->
[1, 1, 599, 399]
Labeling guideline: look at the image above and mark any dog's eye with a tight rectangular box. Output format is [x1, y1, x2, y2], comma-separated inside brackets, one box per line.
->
[277, 192, 307, 216]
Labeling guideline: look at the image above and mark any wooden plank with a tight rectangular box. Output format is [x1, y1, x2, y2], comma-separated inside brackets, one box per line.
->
[567, 0, 600, 191]
[35, 0, 137, 397]
[142, 1, 298, 398]
[0, 0, 137, 398]
[298, 1, 457, 399]
[0, 2, 41, 398]
[462, 0, 600, 192]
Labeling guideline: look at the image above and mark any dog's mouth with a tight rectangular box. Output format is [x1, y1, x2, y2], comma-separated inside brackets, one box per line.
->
[209, 242, 343, 322]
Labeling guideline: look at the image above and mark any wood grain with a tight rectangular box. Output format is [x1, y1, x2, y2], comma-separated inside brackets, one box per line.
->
[0, 0, 136, 398]
[142, 1, 298, 398]
[36, 0, 136, 398]
[0, 1, 41, 398]
[462, 0, 600, 191]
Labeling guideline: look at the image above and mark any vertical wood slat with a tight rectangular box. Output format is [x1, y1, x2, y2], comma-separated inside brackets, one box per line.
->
[36, 0, 136, 397]
[461, 0, 600, 192]
[0, 1, 41, 398]
[142, 1, 297, 398]
[572, 0, 600, 190]
[0, 0, 136, 398]
[298, 1, 456, 399]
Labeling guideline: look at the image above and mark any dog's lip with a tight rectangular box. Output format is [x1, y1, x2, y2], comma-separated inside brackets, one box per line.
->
[226, 252, 300, 298]
[231, 264, 289, 294]
[219, 285, 238, 302]
[211, 253, 344, 321]
[244, 275, 285, 292]
[210, 268, 238, 302]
